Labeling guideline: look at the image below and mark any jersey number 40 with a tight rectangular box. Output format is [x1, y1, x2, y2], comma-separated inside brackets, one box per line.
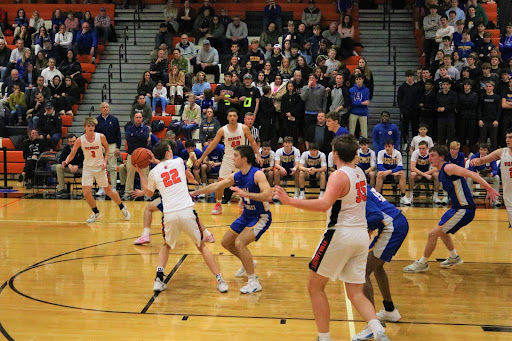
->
[161, 169, 182, 187]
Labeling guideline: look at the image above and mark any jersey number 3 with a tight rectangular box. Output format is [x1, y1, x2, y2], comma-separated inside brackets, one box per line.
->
[161, 169, 182, 187]
[355, 181, 367, 203]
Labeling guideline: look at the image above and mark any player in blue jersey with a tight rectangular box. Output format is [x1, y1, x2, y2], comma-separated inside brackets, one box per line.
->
[375, 139, 410, 205]
[259, 141, 275, 185]
[274, 136, 301, 198]
[403, 145, 499, 273]
[191, 145, 273, 293]
[357, 138, 376, 187]
[408, 141, 436, 204]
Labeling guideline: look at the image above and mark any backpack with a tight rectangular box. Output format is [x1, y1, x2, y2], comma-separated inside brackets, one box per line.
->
[151, 120, 165, 132]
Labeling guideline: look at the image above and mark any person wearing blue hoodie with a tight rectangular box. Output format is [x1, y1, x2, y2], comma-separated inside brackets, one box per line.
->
[349, 73, 370, 137]
[371, 111, 400, 152]
[499, 23, 512, 66]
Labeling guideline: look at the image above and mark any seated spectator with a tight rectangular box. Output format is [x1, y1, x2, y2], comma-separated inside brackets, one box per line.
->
[137, 71, 157, 106]
[94, 7, 111, 44]
[478, 80, 501, 150]
[65, 11, 80, 35]
[338, 14, 356, 58]
[9, 39, 25, 72]
[130, 94, 152, 126]
[55, 134, 84, 198]
[168, 64, 185, 105]
[191, 71, 211, 100]
[29, 76, 51, 104]
[408, 141, 435, 204]
[448, 140, 465, 167]
[51, 9, 66, 36]
[153, 24, 173, 60]
[149, 49, 169, 84]
[298, 142, 326, 199]
[80, 11, 94, 29]
[375, 139, 410, 205]
[0, 39, 11, 81]
[0, 69, 25, 107]
[328, 73, 351, 117]
[263, 0, 282, 34]
[26, 92, 45, 131]
[22, 63, 38, 96]
[175, 34, 197, 67]
[349, 73, 370, 138]
[199, 107, 220, 143]
[199, 136, 223, 194]
[499, 22, 512, 63]
[259, 141, 275, 185]
[20, 129, 48, 189]
[206, 16, 225, 52]
[38, 101, 62, 150]
[41, 39, 58, 65]
[302, 1, 321, 35]
[260, 23, 280, 51]
[62, 76, 80, 115]
[41, 58, 63, 86]
[8, 84, 26, 126]
[0, 8, 7, 34]
[226, 16, 249, 53]
[13, 9, 28, 38]
[73, 22, 98, 63]
[410, 123, 434, 153]
[49, 75, 67, 114]
[34, 51, 48, 73]
[178, 0, 196, 35]
[54, 25, 73, 62]
[152, 81, 168, 115]
[181, 139, 202, 185]
[322, 22, 342, 51]
[467, 143, 501, 206]
[181, 94, 201, 139]
[33, 26, 50, 56]
[15, 48, 31, 80]
[357, 137, 376, 187]
[13, 26, 32, 54]
[58, 50, 86, 94]
[163, 0, 179, 33]
[194, 40, 219, 84]
[193, 7, 212, 43]
[273, 136, 301, 200]
[200, 89, 214, 115]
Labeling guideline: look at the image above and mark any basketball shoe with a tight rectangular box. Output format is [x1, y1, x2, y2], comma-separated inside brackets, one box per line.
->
[403, 260, 429, 273]
[351, 325, 373, 340]
[212, 202, 222, 214]
[153, 278, 167, 292]
[377, 308, 401, 322]
[217, 279, 228, 293]
[240, 278, 262, 294]
[235, 260, 257, 277]
[87, 213, 101, 223]
[121, 207, 131, 220]
[374, 331, 391, 341]
[440, 255, 463, 268]
[134, 235, 150, 245]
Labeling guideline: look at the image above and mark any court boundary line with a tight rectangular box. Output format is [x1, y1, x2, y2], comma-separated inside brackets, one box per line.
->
[0, 281, 14, 341]
[141, 254, 188, 314]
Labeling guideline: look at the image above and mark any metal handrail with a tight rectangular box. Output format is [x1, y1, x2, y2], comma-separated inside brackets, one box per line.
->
[133, 10, 138, 46]
[101, 83, 107, 102]
[118, 44, 124, 82]
[382, 0, 387, 30]
[387, 0, 392, 65]
[107, 63, 113, 103]
[88, 106, 94, 117]
[392, 46, 397, 107]
[124, 26, 128, 63]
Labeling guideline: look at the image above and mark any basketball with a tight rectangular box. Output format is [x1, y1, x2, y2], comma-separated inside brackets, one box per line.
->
[131, 148, 153, 168]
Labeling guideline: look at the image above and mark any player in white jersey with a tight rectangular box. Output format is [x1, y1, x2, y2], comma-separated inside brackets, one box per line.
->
[298, 142, 327, 199]
[135, 140, 228, 293]
[62, 117, 131, 223]
[195, 108, 262, 215]
[274, 135, 390, 341]
[470, 128, 512, 227]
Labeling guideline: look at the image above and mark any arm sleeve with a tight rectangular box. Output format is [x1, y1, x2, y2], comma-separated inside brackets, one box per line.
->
[300, 151, 307, 165]
[377, 151, 385, 171]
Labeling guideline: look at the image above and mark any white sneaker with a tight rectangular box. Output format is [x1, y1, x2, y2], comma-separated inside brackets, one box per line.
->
[441, 196, 449, 205]
[299, 191, 306, 199]
[153, 278, 167, 292]
[95, 188, 105, 196]
[87, 213, 101, 223]
[294, 188, 300, 198]
[235, 260, 257, 277]
[197, 193, 206, 199]
[492, 199, 502, 207]
[121, 207, 131, 220]
[374, 331, 391, 341]
[217, 280, 228, 293]
[351, 325, 373, 341]
[400, 195, 411, 206]
[240, 278, 262, 294]
[433, 193, 442, 205]
[318, 191, 324, 199]
[440, 255, 463, 268]
[377, 308, 401, 322]
[403, 260, 429, 273]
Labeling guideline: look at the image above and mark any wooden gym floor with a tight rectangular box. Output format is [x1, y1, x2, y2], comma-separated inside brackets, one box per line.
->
[0, 188, 512, 340]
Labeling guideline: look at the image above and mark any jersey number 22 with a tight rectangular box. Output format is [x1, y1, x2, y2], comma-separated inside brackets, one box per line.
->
[161, 169, 182, 187]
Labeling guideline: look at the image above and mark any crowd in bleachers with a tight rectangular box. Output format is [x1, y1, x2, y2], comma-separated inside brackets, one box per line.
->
[1, 0, 511, 206]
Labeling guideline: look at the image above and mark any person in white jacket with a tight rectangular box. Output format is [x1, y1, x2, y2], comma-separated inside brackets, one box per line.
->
[152, 81, 168, 115]
[53, 24, 74, 60]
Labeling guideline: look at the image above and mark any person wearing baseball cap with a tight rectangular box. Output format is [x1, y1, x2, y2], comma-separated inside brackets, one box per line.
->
[270, 43, 284, 68]
[239, 73, 261, 122]
[194, 39, 220, 83]
[94, 7, 111, 44]
[38, 100, 63, 150]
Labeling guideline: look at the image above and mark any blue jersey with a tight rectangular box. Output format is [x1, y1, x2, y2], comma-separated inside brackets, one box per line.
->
[411, 149, 430, 173]
[300, 150, 326, 169]
[275, 147, 300, 170]
[439, 163, 476, 209]
[234, 166, 271, 216]
[335, 126, 349, 137]
[366, 186, 404, 231]
[205, 144, 224, 173]
[358, 148, 375, 171]
[448, 151, 465, 168]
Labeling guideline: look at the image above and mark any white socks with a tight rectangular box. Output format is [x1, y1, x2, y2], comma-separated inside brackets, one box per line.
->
[142, 227, 150, 237]
[368, 319, 384, 335]
[317, 332, 330, 341]
[419, 256, 429, 264]
[449, 249, 458, 258]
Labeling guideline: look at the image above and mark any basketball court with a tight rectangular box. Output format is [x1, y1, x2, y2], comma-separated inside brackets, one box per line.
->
[1, 194, 512, 340]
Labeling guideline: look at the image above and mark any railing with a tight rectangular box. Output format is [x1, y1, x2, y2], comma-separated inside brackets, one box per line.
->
[88, 106, 94, 117]
[124, 26, 128, 63]
[101, 83, 107, 103]
[392, 46, 397, 107]
[107, 63, 113, 103]
[386, 0, 391, 65]
[133, 11, 138, 46]
[118, 44, 124, 82]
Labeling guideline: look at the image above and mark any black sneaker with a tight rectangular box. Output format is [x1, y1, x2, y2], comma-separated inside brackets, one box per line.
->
[18, 174, 24, 182]
[25, 183, 33, 189]
[221, 197, 229, 204]
[56, 190, 68, 198]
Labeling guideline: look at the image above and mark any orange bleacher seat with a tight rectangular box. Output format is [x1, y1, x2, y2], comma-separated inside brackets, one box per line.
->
[61, 115, 73, 127]
[481, 3, 497, 15]
[77, 55, 92, 63]
[1, 138, 16, 150]
[486, 30, 500, 39]
[487, 13, 498, 22]
[153, 128, 168, 140]
[344, 56, 361, 65]
[81, 63, 96, 73]
[97, 45, 105, 55]
[82, 73, 93, 83]
[0, 151, 24, 163]
[210, 83, 217, 93]
[346, 64, 358, 73]
[151, 116, 174, 126]
[491, 38, 500, 47]
[72, 104, 78, 114]
[165, 105, 176, 115]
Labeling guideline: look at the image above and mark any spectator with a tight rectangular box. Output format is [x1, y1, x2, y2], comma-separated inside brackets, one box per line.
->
[408, 140, 435, 204]
[199, 107, 221, 143]
[199, 136, 223, 190]
[33, 26, 50, 56]
[181, 93, 201, 139]
[181, 139, 202, 185]
[476, 31, 495, 63]
[206, 16, 225, 52]
[226, 16, 249, 53]
[0, 7, 7, 34]
[499, 22, 512, 63]
[457, 79, 479, 147]
[41, 58, 63, 86]
[198, 0, 215, 16]
[149, 49, 169, 84]
[471, 22, 486, 47]
[62, 76, 80, 115]
[178, 0, 196, 35]
[356, 58, 374, 99]
[281, 81, 303, 142]
[301, 73, 326, 131]
[130, 94, 152, 126]
[218, 8, 232, 31]
[302, 0, 321, 35]
[436, 79, 458, 144]
[21, 129, 48, 189]
[410, 123, 434, 153]
[54, 25, 73, 62]
[94, 8, 111, 44]
[357, 137, 376, 187]
[163, 0, 179, 33]
[298, 142, 327, 199]
[8, 84, 26, 126]
[22, 63, 38, 96]
[322, 22, 342, 51]
[259, 141, 275, 185]
[48, 75, 66, 114]
[372, 111, 400, 152]
[305, 111, 333, 155]
[34, 51, 48, 74]
[328, 73, 350, 117]
[194, 40, 219, 84]
[151, 81, 168, 115]
[38, 101, 62, 150]
[456, 29, 474, 59]
[263, 0, 282, 34]
[325, 110, 349, 138]
[375, 139, 410, 205]
[64, 11, 80, 34]
[478, 80, 501, 150]
[51, 9, 65, 35]
[168, 64, 185, 105]
[58, 50, 86, 94]
[80, 11, 94, 29]
[153, 24, 173, 58]
[73, 22, 98, 63]
[238, 74, 261, 121]
[273, 136, 301, 199]
[0, 39, 11, 81]
[9, 39, 25, 71]
[13, 9, 28, 38]
[452, 19, 465, 47]
[137, 71, 157, 106]
[29, 76, 51, 104]
[214, 72, 239, 125]
[193, 8, 213, 43]
[445, 0, 464, 21]
[397, 70, 421, 148]
[191, 71, 211, 100]
[123, 112, 150, 200]
[338, 14, 356, 58]
[15, 48, 31, 80]
[467, 143, 501, 205]
[423, 6, 441, 66]
[467, 0, 488, 26]
[0, 69, 25, 107]
[259, 85, 278, 147]
[479, 63, 499, 92]
[55, 134, 84, 197]
[41, 39, 58, 65]
[349, 73, 370, 138]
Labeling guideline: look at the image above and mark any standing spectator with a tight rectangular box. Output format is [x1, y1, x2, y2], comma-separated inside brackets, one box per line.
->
[397, 70, 421, 149]
[301, 74, 326, 131]
[423, 6, 441, 66]
[73, 22, 97, 63]
[21, 129, 48, 189]
[149, 49, 169, 84]
[372, 111, 400, 152]
[329, 73, 351, 117]
[456, 29, 475, 59]
[349, 74, 370, 138]
[280, 82, 303, 143]
[499, 22, 512, 63]
[263, 0, 282, 34]
[95, 102, 121, 196]
[418, 79, 437, 138]
[194, 40, 219, 84]
[55, 134, 84, 198]
[259, 85, 278, 148]
[434, 54, 460, 80]
[305, 112, 334, 155]
[436, 79, 458, 144]
[467, 0, 488, 26]
[302, 0, 321, 35]
[0, 39, 11, 81]
[239, 74, 260, 121]
[226, 16, 248, 53]
[178, 0, 196, 35]
[357, 58, 375, 99]
[455, 79, 478, 148]
[163, 0, 179, 34]
[445, 0, 464, 21]
[38, 101, 62, 150]
[502, 78, 512, 146]
[123, 112, 150, 200]
[478, 80, 501, 150]
[130, 94, 152, 126]
[214, 72, 239, 125]
[94, 8, 111, 44]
